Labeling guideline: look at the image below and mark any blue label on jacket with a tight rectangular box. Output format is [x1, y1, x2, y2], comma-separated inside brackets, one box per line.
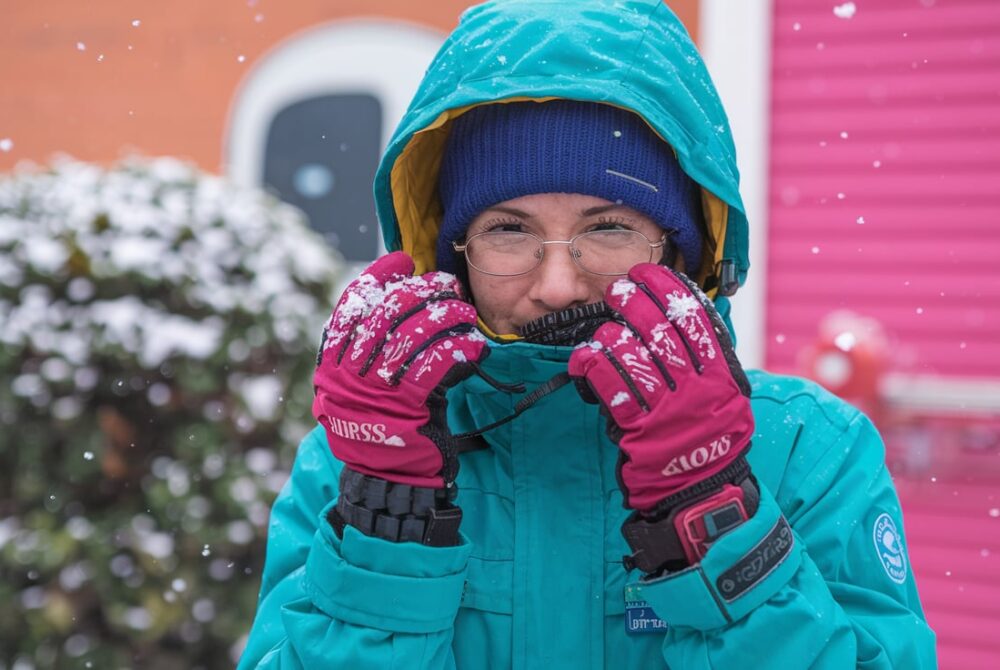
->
[624, 585, 668, 635]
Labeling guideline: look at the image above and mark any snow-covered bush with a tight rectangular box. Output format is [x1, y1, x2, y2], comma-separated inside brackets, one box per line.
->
[0, 156, 342, 668]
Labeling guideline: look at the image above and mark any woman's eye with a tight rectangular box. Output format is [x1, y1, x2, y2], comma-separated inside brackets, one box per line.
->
[483, 218, 525, 233]
[590, 216, 630, 232]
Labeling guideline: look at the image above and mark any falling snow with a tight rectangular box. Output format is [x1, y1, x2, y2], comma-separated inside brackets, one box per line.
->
[833, 2, 857, 19]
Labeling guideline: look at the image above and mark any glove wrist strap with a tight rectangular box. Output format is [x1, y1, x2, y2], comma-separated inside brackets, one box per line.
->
[329, 467, 462, 547]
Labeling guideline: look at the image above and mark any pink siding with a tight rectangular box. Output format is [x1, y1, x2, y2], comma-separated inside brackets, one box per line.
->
[766, 0, 1000, 379]
[768, 3, 1000, 667]
[897, 475, 1000, 668]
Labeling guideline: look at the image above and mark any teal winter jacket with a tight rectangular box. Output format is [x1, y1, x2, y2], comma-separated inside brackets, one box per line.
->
[239, 1, 936, 667]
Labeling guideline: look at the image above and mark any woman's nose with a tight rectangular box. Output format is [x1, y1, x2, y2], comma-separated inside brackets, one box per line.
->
[526, 242, 594, 310]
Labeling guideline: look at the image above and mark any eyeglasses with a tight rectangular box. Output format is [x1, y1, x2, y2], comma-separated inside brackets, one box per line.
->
[452, 229, 667, 277]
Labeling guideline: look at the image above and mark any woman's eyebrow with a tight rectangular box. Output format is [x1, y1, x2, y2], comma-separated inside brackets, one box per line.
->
[481, 205, 533, 218]
[581, 204, 629, 217]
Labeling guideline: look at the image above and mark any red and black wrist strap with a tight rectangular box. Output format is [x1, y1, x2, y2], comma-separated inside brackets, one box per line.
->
[622, 455, 760, 575]
[328, 467, 463, 547]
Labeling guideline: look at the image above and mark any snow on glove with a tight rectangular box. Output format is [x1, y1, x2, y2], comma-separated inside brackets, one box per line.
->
[312, 252, 488, 489]
[568, 263, 754, 513]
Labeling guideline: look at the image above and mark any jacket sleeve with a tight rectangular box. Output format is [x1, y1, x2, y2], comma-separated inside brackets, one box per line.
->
[237, 425, 471, 669]
[638, 390, 937, 669]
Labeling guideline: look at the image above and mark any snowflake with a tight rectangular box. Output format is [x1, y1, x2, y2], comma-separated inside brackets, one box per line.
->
[665, 292, 700, 321]
[610, 391, 631, 407]
[611, 279, 637, 306]
[426, 301, 449, 323]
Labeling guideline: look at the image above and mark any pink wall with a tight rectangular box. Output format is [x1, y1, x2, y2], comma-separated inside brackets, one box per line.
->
[766, 0, 1000, 380]
[767, 3, 1000, 666]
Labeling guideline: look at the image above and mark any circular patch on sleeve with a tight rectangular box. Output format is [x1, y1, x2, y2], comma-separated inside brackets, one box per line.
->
[872, 513, 907, 584]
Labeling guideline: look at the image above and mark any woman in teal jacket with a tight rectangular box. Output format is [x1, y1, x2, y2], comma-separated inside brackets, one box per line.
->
[239, 1, 936, 668]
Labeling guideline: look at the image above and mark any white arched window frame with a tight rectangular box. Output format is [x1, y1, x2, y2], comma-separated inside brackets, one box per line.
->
[223, 19, 445, 264]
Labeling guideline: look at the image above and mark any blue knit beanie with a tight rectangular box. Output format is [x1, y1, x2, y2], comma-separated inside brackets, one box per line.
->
[435, 100, 703, 276]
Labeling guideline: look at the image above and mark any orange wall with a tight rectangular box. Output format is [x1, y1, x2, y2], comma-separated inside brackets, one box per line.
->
[0, 1, 698, 173]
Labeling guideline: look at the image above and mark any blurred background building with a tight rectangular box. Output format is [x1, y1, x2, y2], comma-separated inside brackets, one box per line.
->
[2, 0, 998, 666]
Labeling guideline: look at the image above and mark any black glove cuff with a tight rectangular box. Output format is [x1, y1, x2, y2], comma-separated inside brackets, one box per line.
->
[640, 451, 753, 522]
[328, 467, 462, 547]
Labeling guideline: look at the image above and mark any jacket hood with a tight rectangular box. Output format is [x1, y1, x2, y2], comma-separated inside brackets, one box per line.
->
[373, 0, 749, 299]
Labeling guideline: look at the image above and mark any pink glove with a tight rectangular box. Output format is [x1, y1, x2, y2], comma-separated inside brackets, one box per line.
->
[568, 263, 754, 513]
[313, 252, 488, 489]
